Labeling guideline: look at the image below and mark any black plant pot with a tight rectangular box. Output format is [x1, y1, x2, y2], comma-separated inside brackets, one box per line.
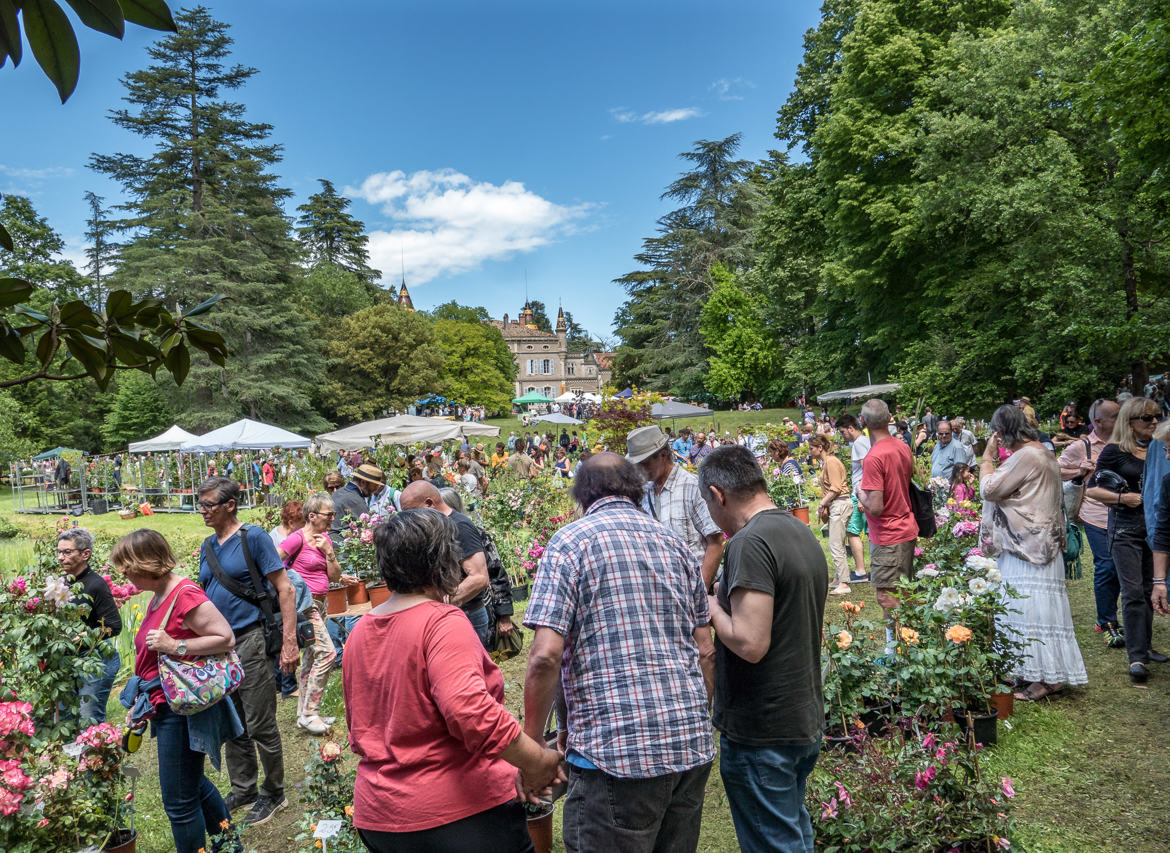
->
[511, 583, 530, 602]
[860, 702, 893, 738]
[953, 706, 999, 747]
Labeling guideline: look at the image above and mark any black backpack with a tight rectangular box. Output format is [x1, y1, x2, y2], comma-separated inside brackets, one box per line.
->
[908, 481, 937, 538]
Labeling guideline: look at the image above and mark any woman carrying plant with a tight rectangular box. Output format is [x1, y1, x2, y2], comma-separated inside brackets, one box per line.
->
[552, 446, 572, 478]
[980, 405, 1087, 701]
[277, 493, 342, 734]
[767, 439, 803, 478]
[343, 509, 564, 852]
[110, 529, 242, 853]
[1085, 395, 1164, 683]
[811, 435, 854, 595]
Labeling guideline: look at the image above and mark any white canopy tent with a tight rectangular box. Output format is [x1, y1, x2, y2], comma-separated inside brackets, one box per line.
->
[650, 401, 710, 420]
[180, 418, 311, 452]
[816, 382, 902, 404]
[554, 391, 578, 403]
[315, 415, 499, 453]
[128, 424, 199, 453]
[534, 412, 583, 425]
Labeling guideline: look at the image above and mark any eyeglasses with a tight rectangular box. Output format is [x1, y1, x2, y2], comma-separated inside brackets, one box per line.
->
[197, 499, 228, 511]
[312, 511, 336, 518]
[56, 548, 80, 556]
[1131, 414, 1159, 423]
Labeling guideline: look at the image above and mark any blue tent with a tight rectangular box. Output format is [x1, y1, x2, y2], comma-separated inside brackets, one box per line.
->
[614, 387, 635, 399]
[416, 393, 448, 406]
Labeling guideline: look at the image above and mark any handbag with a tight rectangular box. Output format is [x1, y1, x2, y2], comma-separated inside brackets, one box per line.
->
[156, 585, 244, 715]
[908, 480, 937, 538]
[490, 623, 524, 663]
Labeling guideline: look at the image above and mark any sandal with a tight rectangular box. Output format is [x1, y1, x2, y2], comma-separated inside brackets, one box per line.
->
[1013, 681, 1065, 702]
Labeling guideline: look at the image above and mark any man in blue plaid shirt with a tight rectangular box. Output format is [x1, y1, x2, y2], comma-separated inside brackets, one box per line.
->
[522, 453, 715, 853]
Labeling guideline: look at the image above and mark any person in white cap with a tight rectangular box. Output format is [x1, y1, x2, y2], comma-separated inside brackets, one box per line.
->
[627, 425, 725, 590]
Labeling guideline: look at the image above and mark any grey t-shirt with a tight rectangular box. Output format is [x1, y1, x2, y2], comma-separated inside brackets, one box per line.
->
[714, 508, 828, 746]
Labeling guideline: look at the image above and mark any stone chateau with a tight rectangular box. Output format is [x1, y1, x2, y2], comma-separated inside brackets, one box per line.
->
[489, 302, 613, 400]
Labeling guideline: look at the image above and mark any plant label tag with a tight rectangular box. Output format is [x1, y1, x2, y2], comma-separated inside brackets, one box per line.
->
[315, 820, 343, 839]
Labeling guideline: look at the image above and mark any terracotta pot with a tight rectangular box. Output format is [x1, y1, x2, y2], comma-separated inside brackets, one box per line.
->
[527, 809, 554, 853]
[346, 580, 369, 605]
[791, 506, 811, 525]
[326, 586, 349, 615]
[104, 829, 137, 853]
[367, 582, 390, 606]
[990, 691, 1014, 720]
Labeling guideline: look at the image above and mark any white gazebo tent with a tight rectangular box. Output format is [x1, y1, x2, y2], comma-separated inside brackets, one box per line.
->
[128, 424, 198, 453]
[815, 382, 902, 404]
[534, 412, 583, 425]
[180, 418, 311, 452]
[315, 415, 499, 453]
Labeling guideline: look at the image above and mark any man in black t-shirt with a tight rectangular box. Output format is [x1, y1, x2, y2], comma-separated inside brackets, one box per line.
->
[399, 481, 492, 646]
[58, 528, 123, 723]
[699, 445, 828, 853]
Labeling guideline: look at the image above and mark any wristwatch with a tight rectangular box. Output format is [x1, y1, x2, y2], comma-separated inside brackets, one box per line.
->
[175, 640, 188, 656]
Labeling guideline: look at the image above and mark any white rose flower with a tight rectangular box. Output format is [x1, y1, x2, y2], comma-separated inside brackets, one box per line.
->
[985, 568, 1003, 584]
[933, 586, 964, 612]
[968, 577, 992, 596]
[917, 567, 940, 579]
[965, 555, 998, 573]
[44, 575, 71, 608]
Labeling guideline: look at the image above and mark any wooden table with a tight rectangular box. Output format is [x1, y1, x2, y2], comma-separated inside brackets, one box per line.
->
[327, 600, 373, 619]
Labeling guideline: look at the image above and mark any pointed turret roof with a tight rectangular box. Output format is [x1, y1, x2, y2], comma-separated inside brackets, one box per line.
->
[397, 279, 414, 311]
[556, 305, 566, 333]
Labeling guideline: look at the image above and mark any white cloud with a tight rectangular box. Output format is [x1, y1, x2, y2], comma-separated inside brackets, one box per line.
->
[346, 169, 591, 286]
[709, 77, 755, 101]
[609, 106, 703, 125]
[0, 165, 75, 179]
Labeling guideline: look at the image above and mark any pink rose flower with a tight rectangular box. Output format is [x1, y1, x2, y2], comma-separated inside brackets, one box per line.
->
[1001, 777, 1015, 798]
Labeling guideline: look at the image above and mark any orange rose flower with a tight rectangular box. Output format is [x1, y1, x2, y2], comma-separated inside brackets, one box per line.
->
[945, 624, 974, 644]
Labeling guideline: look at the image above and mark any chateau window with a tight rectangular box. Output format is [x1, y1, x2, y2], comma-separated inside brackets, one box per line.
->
[526, 345, 533, 350]
[543, 387, 552, 398]
[567, 363, 575, 376]
[527, 359, 538, 375]
[527, 386, 535, 393]
[542, 359, 553, 374]
[542, 345, 549, 350]
[587, 367, 594, 375]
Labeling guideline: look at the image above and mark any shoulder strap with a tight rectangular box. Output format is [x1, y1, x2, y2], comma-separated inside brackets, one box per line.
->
[281, 528, 304, 566]
[158, 578, 190, 629]
[238, 527, 279, 620]
[201, 536, 256, 603]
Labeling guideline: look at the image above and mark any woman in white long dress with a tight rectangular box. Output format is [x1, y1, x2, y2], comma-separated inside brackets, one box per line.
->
[980, 405, 1088, 701]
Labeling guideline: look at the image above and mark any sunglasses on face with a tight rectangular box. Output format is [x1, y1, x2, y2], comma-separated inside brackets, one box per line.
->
[1131, 414, 1159, 423]
[197, 499, 228, 511]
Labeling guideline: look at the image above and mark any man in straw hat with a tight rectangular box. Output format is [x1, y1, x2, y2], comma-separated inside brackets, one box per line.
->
[627, 425, 724, 590]
[330, 462, 385, 548]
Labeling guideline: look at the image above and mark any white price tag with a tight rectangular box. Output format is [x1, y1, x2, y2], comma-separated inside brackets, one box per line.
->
[314, 820, 343, 839]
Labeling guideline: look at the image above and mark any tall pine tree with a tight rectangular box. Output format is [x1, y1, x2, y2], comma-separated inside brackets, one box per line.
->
[296, 179, 381, 283]
[90, 6, 329, 432]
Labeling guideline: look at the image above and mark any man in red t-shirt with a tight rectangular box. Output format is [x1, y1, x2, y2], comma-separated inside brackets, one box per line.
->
[858, 399, 919, 620]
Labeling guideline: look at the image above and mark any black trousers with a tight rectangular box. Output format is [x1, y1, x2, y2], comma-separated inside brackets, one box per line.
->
[357, 801, 534, 853]
[1110, 518, 1153, 664]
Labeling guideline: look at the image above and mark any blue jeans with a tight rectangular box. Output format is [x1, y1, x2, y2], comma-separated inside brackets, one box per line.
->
[1084, 522, 1120, 628]
[464, 603, 492, 648]
[719, 735, 820, 853]
[79, 646, 121, 724]
[152, 704, 237, 853]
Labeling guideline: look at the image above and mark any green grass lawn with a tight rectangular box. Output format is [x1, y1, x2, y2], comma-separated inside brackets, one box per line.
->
[4, 473, 1169, 851]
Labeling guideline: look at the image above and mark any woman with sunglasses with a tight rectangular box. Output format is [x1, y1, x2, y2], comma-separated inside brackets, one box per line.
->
[1086, 396, 1165, 683]
[277, 493, 343, 733]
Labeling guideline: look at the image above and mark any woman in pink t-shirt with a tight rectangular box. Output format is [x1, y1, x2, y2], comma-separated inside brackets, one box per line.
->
[343, 508, 564, 852]
[110, 529, 237, 853]
[277, 492, 342, 734]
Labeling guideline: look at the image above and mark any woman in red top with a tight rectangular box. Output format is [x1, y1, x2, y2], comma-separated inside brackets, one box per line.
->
[110, 529, 237, 853]
[343, 508, 564, 853]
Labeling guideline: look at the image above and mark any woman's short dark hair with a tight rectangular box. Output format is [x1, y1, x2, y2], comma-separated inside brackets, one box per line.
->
[374, 508, 462, 595]
[767, 439, 791, 461]
[571, 453, 645, 511]
[198, 476, 240, 507]
[989, 404, 1038, 447]
[698, 445, 767, 499]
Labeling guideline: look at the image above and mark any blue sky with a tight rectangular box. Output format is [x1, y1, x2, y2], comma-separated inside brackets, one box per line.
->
[1, 0, 821, 339]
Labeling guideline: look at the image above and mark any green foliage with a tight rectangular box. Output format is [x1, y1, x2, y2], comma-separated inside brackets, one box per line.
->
[699, 264, 779, 401]
[613, 134, 760, 397]
[436, 317, 516, 413]
[525, 299, 554, 333]
[590, 392, 654, 453]
[323, 303, 442, 421]
[296, 178, 381, 284]
[430, 300, 491, 324]
[100, 371, 171, 450]
[0, 194, 83, 294]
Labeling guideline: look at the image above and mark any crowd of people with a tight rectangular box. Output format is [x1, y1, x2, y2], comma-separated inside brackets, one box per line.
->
[53, 382, 1170, 853]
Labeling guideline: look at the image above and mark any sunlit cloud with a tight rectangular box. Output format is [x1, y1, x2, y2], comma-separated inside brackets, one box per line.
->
[609, 106, 703, 125]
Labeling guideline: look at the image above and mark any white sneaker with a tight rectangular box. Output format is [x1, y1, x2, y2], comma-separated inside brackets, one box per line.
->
[297, 715, 329, 734]
[320, 716, 336, 726]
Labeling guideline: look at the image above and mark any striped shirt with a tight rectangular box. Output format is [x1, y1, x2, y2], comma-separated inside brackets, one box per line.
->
[524, 496, 714, 778]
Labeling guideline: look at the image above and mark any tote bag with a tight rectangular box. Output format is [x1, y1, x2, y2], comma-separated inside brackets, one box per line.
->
[156, 586, 244, 715]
